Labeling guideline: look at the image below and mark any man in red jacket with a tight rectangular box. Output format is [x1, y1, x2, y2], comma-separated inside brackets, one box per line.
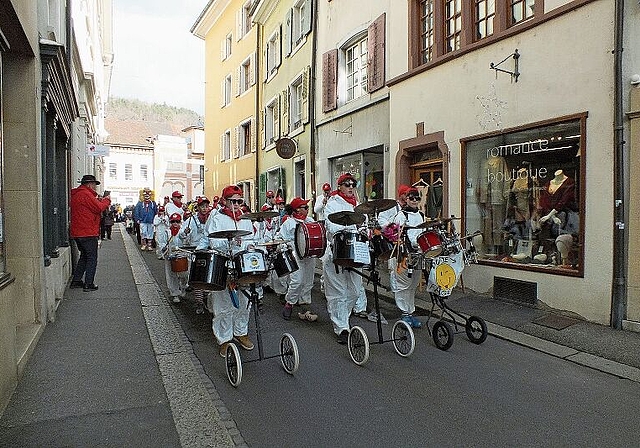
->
[69, 174, 111, 291]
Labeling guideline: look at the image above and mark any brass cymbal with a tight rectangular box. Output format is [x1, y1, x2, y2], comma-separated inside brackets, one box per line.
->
[354, 199, 398, 215]
[327, 211, 365, 226]
[240, 211, 279, 221]
[208, 229, 253, 239]
[258, 239, 287, 247]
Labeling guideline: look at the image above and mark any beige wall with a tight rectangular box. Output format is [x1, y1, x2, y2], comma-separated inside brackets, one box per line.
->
[388, 1, 616, 323]
[627, 86, 640, 321]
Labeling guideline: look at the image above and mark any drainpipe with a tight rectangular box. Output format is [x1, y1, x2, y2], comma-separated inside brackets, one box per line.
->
[309, 0, 318, 211]
[254, 23, 261, 211]
[611, 0, 626, 329]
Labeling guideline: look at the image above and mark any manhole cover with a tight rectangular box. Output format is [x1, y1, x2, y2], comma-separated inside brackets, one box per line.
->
[533, 314, 580, 330]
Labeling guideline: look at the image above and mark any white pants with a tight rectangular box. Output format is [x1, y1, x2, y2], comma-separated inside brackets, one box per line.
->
[353, 275, 367, 313]
[164, 260, 189, 297]
[388, 258, 421, 315]
[210, 287, 251, 345]
[323, 258, 362, 335]
[285, 255, 315, 305]
[267, 270, 289, 295]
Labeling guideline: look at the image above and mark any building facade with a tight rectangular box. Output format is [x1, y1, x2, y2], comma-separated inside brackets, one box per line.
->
[0, 0, 113, 413]
[192, 0, 259, 208]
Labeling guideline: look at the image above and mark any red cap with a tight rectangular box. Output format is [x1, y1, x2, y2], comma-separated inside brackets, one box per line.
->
[158, 206, 165, 212]
[222, 185, 243, 198]
[275, 196, 285, 204]
[290, 197, 310, 209]
[406, 187, 419, 196]
[171, 190, 183, 198]
[337, 173, 356, 185]
[322, 182, 331, 191]
[260, 204, 273, 212]
[266, 190, 275, 198]
[169, 213, 182, 222]
[197, 196, 210, 205]
[212, 195, 219, 202]
[397, 185, 411, 197]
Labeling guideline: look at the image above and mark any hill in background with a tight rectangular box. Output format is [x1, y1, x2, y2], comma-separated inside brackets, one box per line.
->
[105, 97, 203, 146]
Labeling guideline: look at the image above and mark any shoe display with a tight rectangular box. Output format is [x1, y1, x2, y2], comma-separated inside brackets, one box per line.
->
[172, 296, 181, 303]
[219, 342, 230, 358]
[234, 334, 254, 350]
[298, 310, 318, 322]
[69, 280, 84, 289]
[337, 329, 349, 345]
[83, 284, 98, 291]
[282, 302, 293, 320]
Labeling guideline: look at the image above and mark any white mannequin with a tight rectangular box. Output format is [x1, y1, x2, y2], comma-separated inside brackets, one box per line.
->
[540, 170, 567, 225]
[555, 234, 573, 266]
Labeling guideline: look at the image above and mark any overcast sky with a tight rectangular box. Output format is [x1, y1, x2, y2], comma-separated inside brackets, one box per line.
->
[110, 0, 207, 114]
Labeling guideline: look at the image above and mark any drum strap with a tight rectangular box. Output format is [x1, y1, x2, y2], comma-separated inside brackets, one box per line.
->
[228, 285, 239, 308]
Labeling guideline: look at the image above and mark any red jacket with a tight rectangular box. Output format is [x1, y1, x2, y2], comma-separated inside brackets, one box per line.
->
[70, 184, 111, 238]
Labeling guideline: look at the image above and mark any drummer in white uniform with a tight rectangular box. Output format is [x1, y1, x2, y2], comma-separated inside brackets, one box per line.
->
[277, 197, 318, 322]
[196, 185, 257, 357]
[323, 173, 365, 344]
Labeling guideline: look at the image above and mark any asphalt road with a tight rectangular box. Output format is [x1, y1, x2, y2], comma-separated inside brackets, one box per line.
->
[142, 250, 640, 448]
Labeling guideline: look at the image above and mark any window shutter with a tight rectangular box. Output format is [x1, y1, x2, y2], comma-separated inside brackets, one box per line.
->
[367, 13, 386, 93]
[278, 166, 286, 202]
[249, 52, 256, 86]
[233, 126, 239, 158]
[322, 49, 338, 112]
[236, 10, 242, 41]
[302, 66, 310, 124]
[235, 66, 241, 96]
[250, 118, 257, 153]
[221, 39, 226, 60]
[276, 25, 282, 68]
[261, 109, 266, 148]
[220, 133, 225, 161]
[285, 9, 293, 57]
[281, 88, 289, 135]
[302, 0, 312, 36]
[259, 172, 267, 205]
[264, 47, 269, 81]
[274, 99, 280, 139]
[221, 79, 226, 107]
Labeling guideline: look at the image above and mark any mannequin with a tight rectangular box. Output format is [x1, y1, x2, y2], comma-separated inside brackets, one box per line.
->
[477, 156, 509, 252]
[539, 169, 575, 225]
[555, 234, 573, 267]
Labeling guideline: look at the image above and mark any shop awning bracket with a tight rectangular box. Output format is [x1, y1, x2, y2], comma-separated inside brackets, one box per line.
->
[490, 49, 520, 82]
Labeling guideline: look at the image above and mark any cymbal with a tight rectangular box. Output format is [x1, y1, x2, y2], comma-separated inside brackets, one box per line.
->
[354, 199, 398, 215]
[258, 239, 286, 247]
[240, 211, 279, 221]
[208, 229, 253, 239]
[179, 245, 197, 250]
[328, 211, 365, 226]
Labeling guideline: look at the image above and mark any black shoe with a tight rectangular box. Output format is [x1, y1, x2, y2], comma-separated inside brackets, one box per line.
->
[337, 330, 349, 345]
[83, 284, 98, 291]
[69, 280, 84, 289]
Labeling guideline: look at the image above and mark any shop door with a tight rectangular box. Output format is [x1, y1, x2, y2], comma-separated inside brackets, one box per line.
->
[412, 164, 444, 219]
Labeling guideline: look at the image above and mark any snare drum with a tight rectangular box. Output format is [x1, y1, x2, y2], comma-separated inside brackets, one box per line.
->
[272, 247, 299, 277]
[189, 250, 229, 291]
[170, 256, 189, 273]
[417, 230, 444, 258]
[332, 231, 370, 268]
[233, 250, 269, 285]
[295, 222, 327, 258]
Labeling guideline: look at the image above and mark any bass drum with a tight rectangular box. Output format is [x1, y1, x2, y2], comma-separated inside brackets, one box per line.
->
[333, 231, 370, 268]
[189, 250, 229, 291]
[272, 247, 299, 277]
[233, 250, 269, 285]
[295, 222, 327, 258]
[370, 234, 394, 261]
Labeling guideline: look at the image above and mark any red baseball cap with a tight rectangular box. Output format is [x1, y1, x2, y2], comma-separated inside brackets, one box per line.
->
[266, 190, 275, 198]
[397, 185, 411, 197]
[322, 182, 331, 191]
[222, 185, 243, 198]
[290, 197, 310, 209]
[169, 213, 182, 222]
[171, 190, 183, 198]
[275, 196, 285, 204]
[337, 173, 356, 185]
[197, 196, 210, 205]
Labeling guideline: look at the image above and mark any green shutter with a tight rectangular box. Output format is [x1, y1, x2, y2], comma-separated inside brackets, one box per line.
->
[259, 172, 267, 206]
[278, 166, 286, 202]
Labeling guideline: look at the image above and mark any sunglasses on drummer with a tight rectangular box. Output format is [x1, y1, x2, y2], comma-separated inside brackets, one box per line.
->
[298, 205, 309, 210]
[228, 199, 244, 205]
[407, 195, 421, 201]
[170, 220, 181, 224]
[341, 182, 357, 187]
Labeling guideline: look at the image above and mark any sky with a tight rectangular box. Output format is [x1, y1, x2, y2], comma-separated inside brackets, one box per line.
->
[110, 0, 207, 115]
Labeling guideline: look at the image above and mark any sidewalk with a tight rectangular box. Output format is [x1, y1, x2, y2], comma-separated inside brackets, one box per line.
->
[3, 227, 640, 447]
[0, 226, 240, 448]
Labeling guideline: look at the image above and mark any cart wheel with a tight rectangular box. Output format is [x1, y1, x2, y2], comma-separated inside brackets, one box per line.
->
[225, 343, 242, 387]
[280, 332, 300, 374]
[465, 316, 488, 344]
[392, 320, 415, 357]
[432, 320, 454, 351]
[348, 326, 370, 366]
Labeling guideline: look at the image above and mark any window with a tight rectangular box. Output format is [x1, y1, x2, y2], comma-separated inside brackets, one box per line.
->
[222, 130, 231, 161]
[265, 98, 279, 146]
[222, 33, 232, 60]
[511, 0, 535, 25]
[140, 164, 148, 182]
[266, 30, 281, 77]
[125, 164, 132, 181]
[475, 0, 495, 40]
[292, 0, 308, 46]
[290, 75, 304, 130]
[237, 180, 253, 209]
[238, 1, 252, 39]
[409, 0, 542, 69]
[238, 119, 255, 157]
[223, 74, 232, 107]
[239, 54, 255, 95]
[294, 159, 305, 197]
[345, 38, 368, 102]
[463, 116, 585, 275]
[109, 163, 117, 179]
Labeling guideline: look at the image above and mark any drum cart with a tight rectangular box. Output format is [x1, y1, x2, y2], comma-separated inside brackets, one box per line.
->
[329, 200, 416, 366]
[204, 227, 301, 387]
[418, 223, 488, 351]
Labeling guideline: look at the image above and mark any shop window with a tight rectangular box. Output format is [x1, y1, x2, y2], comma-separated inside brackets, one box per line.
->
[463, 116, 584, 275]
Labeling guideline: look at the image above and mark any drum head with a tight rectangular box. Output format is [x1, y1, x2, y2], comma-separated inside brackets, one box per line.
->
[294, 224, 307, 258]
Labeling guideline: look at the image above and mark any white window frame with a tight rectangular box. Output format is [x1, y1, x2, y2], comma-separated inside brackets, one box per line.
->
[345, 37, 368, 102]
[265, 98, 279, 148]
[239, 1, 252, 39]
[266, 29, 281, 79]
[140, 164, 148, 182]
[124, 164, 133, 181]
[239, 119, 252, 157]
[224, 74, 232, 106]
[109, 162, 117, 179]
[289, 74, 304, 131]
[240, 56, 252, 95]
[292, 0, 308, 47]
[222, 130, 231, 161]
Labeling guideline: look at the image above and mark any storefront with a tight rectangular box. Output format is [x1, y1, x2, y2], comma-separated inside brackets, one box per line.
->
[462, 114, 585, 277]
[330, 145, 384, 200]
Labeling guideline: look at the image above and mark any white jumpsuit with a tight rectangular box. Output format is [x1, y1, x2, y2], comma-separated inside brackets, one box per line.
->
[322, 195, 364, 335]
[276, 215, 315, 305]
